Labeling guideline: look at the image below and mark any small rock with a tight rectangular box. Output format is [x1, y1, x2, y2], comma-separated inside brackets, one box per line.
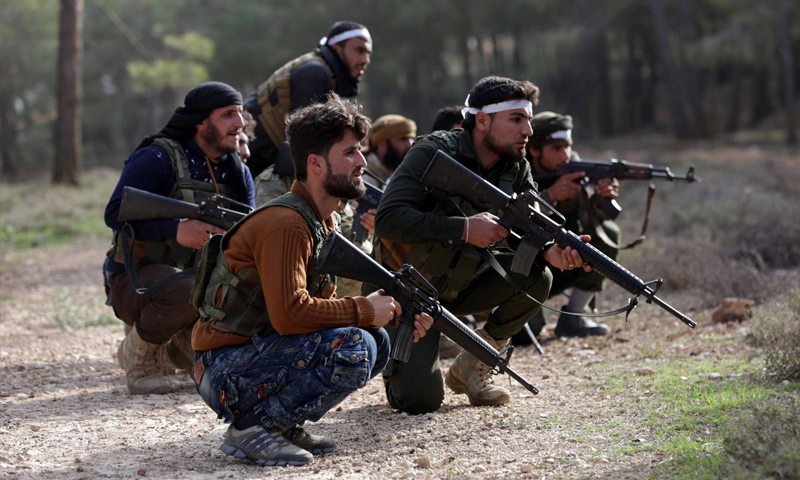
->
[76, 466, 84, 472]
[137, 469, 147, 476]
[635, 367, 655, 376]
[474, 465, 487, 473]
[520, 464, 533, 473]
[415, 457, 431, 469]
[30, 425, 41, 431]
[711, 298, 754, 323]
[706, 373, 722, 380]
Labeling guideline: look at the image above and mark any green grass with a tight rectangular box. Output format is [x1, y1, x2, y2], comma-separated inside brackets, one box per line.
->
[47, 290, 119, 328]
[0, 168, 118, 252]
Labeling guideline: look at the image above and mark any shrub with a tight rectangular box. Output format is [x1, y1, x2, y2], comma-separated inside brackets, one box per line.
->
[748, 287, 800, 382]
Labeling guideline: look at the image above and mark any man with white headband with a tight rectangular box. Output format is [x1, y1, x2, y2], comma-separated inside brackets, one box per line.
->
[511, 111, 619, 341]
[243, 20, 372, 178]
[366, 76, 591, 414]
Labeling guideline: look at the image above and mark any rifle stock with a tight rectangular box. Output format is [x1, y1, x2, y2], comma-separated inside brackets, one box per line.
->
[317, 231, 539, 395]
[118, 186, 248, 231]
[421, 150, 696, 329]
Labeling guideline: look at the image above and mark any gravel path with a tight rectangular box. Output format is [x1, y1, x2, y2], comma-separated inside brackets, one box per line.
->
[0, 238, 722, 479]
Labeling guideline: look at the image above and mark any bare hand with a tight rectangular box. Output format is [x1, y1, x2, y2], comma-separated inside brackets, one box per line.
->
[176, 219, 226, 250]
[547, 171, 585, 202]
[595, 178, 619, 199]
[359, 209, 377, 234]
[464, 211, 509, 248]
[411, 312, 434, 343]
[543, 234, 593, 272]
[366, 289, 400, 328]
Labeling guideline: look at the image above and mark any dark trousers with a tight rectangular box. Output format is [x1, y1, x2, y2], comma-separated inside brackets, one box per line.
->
[107, 264, 199, 344]
[367, 251, 553, 414]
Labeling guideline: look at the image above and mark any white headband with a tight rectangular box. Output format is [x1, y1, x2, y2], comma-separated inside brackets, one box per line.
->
[460, 94, 533, 118]
[548, 129, 572, 141]
[320, 28, 372, 46]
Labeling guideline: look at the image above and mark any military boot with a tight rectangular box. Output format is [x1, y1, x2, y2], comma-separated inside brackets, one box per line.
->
[117, 325, 172, 394]
[160, 327, 194, 373]
[554, 306, 610, 337]
[445, 328, 511, 406]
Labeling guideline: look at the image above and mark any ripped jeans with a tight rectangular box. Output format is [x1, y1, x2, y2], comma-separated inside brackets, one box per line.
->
[195, 327, 390, 429]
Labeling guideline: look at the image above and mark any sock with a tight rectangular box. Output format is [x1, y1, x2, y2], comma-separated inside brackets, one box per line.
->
[567, 289, 594, 314]
[233, 409, 262, 430]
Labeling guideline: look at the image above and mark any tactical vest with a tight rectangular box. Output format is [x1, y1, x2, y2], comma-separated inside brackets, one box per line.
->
[107, 138, 233, 271]
[197, 193, 338, 338]
[256, 50, 335, 150]
[377, 132, 520, 301]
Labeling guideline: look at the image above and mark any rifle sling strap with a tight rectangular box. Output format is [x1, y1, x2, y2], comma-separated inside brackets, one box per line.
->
[426, 187, 634, 320]
[583, 183, 655, 250]
[121, 223, 198, 296]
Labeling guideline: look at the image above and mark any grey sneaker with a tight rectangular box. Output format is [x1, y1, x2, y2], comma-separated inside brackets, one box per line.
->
[221, 425, 313, 466]
[282, 426, 335, 454]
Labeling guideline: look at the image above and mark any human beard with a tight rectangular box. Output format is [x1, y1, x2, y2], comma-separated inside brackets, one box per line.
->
[382, 141, 404, 171]
[200, 122, 237, 155]
[323, 160, 367, 200]
[483, 128, 525, 164]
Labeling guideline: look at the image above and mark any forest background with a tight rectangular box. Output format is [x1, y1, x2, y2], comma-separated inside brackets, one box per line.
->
[0, 0, 798, 181]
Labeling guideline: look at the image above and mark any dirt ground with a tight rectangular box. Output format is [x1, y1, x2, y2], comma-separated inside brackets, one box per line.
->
[0, 237, 747, 480]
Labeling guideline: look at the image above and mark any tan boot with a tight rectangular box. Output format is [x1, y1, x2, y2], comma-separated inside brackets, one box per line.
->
[159, 327, 194, 373]
[117, 325, 172, 394]
[445, 328, 511, 406]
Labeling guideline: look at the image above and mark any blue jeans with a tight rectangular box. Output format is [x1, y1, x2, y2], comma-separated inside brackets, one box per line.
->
[195, 327, 390, 429]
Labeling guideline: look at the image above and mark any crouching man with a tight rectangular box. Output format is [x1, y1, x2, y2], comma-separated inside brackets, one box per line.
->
[191, 93, 432, 466]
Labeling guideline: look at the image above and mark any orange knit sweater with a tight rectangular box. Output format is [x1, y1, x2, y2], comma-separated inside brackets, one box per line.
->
[192, 181, 375, 351]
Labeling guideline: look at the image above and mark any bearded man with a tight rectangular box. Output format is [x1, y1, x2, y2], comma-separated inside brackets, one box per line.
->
[192, 93, 432, 466]
[367, 76, 591, 414]
[103, 81, 255, 395]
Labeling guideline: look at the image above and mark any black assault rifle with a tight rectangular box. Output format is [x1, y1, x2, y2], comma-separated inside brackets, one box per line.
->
[117, 186, 250, 230]
[350, 182, 384, 243]
[421, 150, 696, 329]
[317, 231, 540, 395]
[534, 158, 699, 219]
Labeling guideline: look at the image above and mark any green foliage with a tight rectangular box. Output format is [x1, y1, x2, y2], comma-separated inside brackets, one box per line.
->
[749, 288, 800, 382]
[718, 396, 800, 480]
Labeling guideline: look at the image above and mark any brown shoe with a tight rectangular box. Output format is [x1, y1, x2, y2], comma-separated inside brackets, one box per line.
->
[445, 328, 510, 406]
[159, 327, 194, 372]
[117, 325, 173, 394]
[438, 335, 462, 359]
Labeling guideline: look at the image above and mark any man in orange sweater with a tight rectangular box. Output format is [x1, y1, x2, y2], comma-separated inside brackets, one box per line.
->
[191, 93, 433, 467]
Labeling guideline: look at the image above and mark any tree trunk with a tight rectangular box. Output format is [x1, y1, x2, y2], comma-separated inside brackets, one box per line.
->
[778, 0, 797, 144]
[53, 0, 83, 186]
[647, 0, 690, 138]
[0, 79, 18, 180]
[679, 0, 709, 137]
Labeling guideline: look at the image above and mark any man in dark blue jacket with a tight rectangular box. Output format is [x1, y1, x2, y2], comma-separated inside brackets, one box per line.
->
[104, 81, 255, 394]
[244, 20, 372, 177]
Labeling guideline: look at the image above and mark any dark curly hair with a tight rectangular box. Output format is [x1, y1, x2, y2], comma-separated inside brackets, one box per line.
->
[461, 76, 540, 132]
[285, 93, 371, 180]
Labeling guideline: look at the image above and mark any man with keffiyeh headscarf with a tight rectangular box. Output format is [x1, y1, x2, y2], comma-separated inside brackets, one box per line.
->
[244, 20, 373, 178]
[103, 81, 256, 395]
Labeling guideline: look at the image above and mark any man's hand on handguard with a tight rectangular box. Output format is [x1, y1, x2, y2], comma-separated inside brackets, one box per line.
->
[543, 234, 593, 272]
[366, 289, 434, 343]
[547, 171, 585, 202]
[595, 177, 619, 199]
[359, 208, 377, 234]
[463, 212, 509, 248]
[176, 219, 225, 250]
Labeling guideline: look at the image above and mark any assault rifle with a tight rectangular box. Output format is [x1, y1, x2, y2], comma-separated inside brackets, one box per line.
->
[317, 231, 540, 395]
[421, 150, 696, 329]
[534, 158, 699, 219]
[117, 186, 250, 230]
[349, 183, 384, 243]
